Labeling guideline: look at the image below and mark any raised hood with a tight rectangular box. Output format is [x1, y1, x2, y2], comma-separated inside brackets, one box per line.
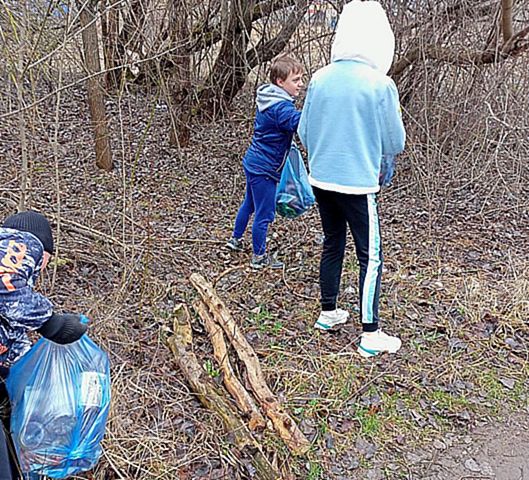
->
[331, 1, 395, 74]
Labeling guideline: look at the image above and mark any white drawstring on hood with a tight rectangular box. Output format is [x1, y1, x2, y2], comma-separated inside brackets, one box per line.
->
[331, 1, 395, 74]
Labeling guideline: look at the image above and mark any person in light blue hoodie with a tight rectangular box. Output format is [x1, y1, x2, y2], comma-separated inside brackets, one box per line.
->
[226, 54, 304, 269]
[298, 1, 406, 357]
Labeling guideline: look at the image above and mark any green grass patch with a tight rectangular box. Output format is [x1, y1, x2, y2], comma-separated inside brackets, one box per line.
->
[429, 389, 471, 412]
[248, 305, 285, 336]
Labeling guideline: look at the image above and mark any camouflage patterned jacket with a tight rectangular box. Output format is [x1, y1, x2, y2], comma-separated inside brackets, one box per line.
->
[0, 227, 53, 366]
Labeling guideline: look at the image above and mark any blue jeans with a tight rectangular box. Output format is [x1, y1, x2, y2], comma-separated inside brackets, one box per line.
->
[233, 170, 277, 256]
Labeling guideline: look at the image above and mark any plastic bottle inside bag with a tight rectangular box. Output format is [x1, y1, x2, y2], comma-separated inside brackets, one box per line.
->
[20, 419, 45, 450]
[21, 413, 76, 451]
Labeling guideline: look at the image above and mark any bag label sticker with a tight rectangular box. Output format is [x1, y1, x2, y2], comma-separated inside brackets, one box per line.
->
[80, 372, 103, 408]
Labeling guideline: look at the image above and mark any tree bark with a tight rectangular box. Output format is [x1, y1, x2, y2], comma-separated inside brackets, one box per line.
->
[199, 0, 255, 116]
[165, 305, 281, 480]
[391, 0, 528, 80]
[247, 0, 309, 69]
[101, 0, 121, 90]
[391, 25, 529, 79]
[190, 0, 301, 54]
[103, 0, 305, 113]
[190, 273, 311, 455]
[79, 0, 113, 171]
[501, 0, 513, 42]
[168, 0, 191, 147]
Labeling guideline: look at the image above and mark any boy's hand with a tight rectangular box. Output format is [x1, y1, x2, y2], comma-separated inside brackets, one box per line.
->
[37, 313, 88, 344]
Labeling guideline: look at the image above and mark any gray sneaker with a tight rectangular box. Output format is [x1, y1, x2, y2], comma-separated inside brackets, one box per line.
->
[226, 237, 244, 252]
[251, 254, 284, 270]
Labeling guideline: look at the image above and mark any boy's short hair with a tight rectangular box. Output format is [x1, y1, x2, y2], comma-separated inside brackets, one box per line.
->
[270, 53, 303, 84]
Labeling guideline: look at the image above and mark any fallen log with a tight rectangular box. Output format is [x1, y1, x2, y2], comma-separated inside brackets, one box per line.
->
[193, 299, 267, 431]
[165, 304, 281, 480]
[190, 273, 311, 455]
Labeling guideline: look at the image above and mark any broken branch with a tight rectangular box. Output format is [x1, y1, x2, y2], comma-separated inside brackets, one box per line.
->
[193, 299, 267, 431]
[190, 273, 311, 455]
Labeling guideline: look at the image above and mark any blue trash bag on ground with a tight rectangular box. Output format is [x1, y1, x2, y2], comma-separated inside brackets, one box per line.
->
[276, 144, 315, 219]
[6, 316, 111, 479]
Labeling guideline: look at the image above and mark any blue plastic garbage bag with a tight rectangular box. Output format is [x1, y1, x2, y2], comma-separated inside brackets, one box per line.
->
[276, 144, 315, 218]
[6, 316, 110, 478]
[379, 154, 396, 187]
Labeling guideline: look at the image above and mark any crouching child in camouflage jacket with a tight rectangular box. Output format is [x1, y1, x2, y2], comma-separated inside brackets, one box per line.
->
[0, 211, 87, 480]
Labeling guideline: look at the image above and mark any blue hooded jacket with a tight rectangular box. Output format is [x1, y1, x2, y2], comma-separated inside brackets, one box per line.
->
[0, 228, 53, 366]
[243, 84, 301, 182]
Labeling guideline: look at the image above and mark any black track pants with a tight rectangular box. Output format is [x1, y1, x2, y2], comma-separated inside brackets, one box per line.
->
[0, 368, 20, 480]
[314, 187, 383, 332]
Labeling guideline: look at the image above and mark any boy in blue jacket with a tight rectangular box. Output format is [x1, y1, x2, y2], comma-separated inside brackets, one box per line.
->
[226, 54, 304, 269]
[298, 1, 406, 357]
[0, 211, 87, 479]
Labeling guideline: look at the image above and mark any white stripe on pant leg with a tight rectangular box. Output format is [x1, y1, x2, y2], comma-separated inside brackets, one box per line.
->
[361, 193, 382, 324]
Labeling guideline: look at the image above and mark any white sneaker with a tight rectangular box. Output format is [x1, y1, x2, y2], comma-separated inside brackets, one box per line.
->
[358, 330, 402, 358]
[314, 308, 350, 331]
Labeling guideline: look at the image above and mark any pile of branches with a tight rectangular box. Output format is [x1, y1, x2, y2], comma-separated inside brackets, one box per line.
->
[165, 273, 311, 480]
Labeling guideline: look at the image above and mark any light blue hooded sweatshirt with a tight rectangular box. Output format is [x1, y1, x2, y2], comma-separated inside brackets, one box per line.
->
[298, 1, 406, 194]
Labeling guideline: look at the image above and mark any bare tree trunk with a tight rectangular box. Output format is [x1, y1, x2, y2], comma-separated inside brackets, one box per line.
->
[168, 0, 191, 147]
[391, 0, 528, 79]
[79, 0, 113, 171]
[501, 0, 514, 41]
[17, 19, 28, 212]
[189, 0, 302, 57]
[200, 0, 255, 115]
[247, 0, 309, 68]
[101, 0, 122, 90]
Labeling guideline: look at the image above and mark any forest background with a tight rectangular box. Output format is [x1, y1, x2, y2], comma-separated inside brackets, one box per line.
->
[1, 1, 528, 479]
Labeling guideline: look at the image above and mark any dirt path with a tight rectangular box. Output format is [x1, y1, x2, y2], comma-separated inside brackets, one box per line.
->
[420, 415, 529, 480]
[356, 415, 529, 479]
